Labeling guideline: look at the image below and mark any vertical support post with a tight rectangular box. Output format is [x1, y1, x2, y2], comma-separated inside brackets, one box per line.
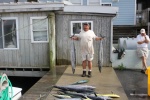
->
[48, 13, 56, 69]
[148, 67, 150, 96]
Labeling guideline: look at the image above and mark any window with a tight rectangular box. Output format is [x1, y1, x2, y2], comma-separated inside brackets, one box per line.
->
[70, 21, 93, 35]
[30, 17, 48, 43]
[137, 3, 142, 11]
[0, 18, 18, 49]
[81, 0, 89, 5]
[101, 3, 112, 6]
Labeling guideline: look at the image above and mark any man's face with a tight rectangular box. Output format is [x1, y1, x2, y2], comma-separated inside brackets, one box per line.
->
[83, 25, 90, 31]
[141, 33, 146, 36]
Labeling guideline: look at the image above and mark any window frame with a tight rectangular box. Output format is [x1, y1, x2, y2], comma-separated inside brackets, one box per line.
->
[30, 16, 49, 43]
[70, 21, 93, 35]
[0, 17, 19, 50]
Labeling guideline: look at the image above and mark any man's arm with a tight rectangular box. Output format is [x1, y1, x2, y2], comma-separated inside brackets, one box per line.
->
[71, 36, 79, 40]
[95, 37, 104, 41]
[137, 35, 145, 44]
[137, 40, 145, 44]
[144, 36, 150, 43]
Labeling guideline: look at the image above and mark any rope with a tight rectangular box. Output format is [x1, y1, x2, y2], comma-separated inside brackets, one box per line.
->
[0, 74, 13, 100]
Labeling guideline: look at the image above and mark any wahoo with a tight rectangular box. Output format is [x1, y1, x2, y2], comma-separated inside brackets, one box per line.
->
[55, 98, 86, 100]
[70, 35, 76, 74]
[53, 85, 95, 93]
[98, 35, 105, 73]
[62, 91, 112, 100]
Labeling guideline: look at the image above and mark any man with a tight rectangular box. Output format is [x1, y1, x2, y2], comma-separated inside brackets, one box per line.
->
[72, 23, 103, 77]
[137, 28, 150, 73]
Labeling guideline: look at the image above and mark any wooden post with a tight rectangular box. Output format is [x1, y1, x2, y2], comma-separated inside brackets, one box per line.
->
[48, 13, 56, 69]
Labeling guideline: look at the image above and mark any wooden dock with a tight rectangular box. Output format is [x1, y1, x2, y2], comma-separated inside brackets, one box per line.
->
[46, 66, 128, 100]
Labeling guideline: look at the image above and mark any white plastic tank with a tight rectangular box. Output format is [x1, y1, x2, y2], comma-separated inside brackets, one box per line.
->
[123, 38, 137, 50]
[118, 38, 127, 49]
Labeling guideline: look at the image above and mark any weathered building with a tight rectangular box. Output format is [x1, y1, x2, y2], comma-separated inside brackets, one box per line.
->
[0, 1, 118, 76]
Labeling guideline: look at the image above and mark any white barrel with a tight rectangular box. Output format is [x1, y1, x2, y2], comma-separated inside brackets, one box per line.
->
[123, 38, 137, 50]
[118, 38, 127, 49]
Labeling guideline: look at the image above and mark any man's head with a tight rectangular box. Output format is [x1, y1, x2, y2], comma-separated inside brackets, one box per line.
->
[140, 28, 146, 36]
[83, 23, 90, 32]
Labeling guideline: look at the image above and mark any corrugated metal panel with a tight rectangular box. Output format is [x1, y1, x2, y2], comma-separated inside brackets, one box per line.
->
[102, 0, 136, 25]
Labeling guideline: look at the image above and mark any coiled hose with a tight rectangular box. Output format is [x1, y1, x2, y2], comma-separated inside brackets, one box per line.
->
[0, 74, 13, 100]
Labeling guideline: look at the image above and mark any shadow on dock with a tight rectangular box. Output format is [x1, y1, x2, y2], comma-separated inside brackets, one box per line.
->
[20, 65, 67, 100]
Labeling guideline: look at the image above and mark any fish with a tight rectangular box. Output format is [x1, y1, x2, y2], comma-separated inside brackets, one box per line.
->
[98, 40, 103, 73]
[66, 85, 95, 89]
[52, 94, 72, 99]
[62, 91, 112, 100]
[71, 80, 89, 85]
[96, 94, 120, 98]
[53, 85, 95, 93]
[70, 35, 76, 74]
[87, 95, 112, 100]
[130, 93, 148, 97]
[54, 85, 95, 90]
[55, 98, 84, 100]
[98, 35, 105, 73]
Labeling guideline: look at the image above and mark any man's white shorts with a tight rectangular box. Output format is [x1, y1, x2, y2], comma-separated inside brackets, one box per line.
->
[82, 54, 93, 61]
[137, 47, 149, 58]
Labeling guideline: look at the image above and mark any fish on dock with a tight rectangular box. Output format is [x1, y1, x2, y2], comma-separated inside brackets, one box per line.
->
[52, 94, 72, 99]
[62, 91, 112, 100]
[71, 80, 89, 85]
[96, 93, 120, 98]
[53, 85, 95, 93]
[55, 98, 88, 100]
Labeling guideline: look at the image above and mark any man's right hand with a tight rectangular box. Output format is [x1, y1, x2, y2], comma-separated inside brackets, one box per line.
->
[71, 36, 78, 40]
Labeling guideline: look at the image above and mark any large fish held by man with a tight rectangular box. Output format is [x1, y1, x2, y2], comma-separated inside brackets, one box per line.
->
[70, 35, 76, 74]
[98, 35, 104, 73]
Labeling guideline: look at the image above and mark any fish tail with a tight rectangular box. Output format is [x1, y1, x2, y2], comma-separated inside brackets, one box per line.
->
[72, 68, 75, 74]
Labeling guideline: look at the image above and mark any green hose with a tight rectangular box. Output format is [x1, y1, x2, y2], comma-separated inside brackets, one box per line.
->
[0, 74, 13, 100]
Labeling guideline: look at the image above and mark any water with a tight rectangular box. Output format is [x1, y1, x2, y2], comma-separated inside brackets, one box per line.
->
[8, 76, 41, 94]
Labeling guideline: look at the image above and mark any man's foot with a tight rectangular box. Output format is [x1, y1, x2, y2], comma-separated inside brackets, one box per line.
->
[141, 70, 145, 74]
[81, 71, 86, 77]
[87, 71, 92, 78]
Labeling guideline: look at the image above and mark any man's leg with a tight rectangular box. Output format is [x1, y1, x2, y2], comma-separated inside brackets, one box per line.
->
[82, 60, 87, 70]
[88, 61, 92, 71]
[87, 61, 92, 77]
[142, 56, 147, 70]
[87, 54, 93, 77]
[82, 60, 87, 77]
